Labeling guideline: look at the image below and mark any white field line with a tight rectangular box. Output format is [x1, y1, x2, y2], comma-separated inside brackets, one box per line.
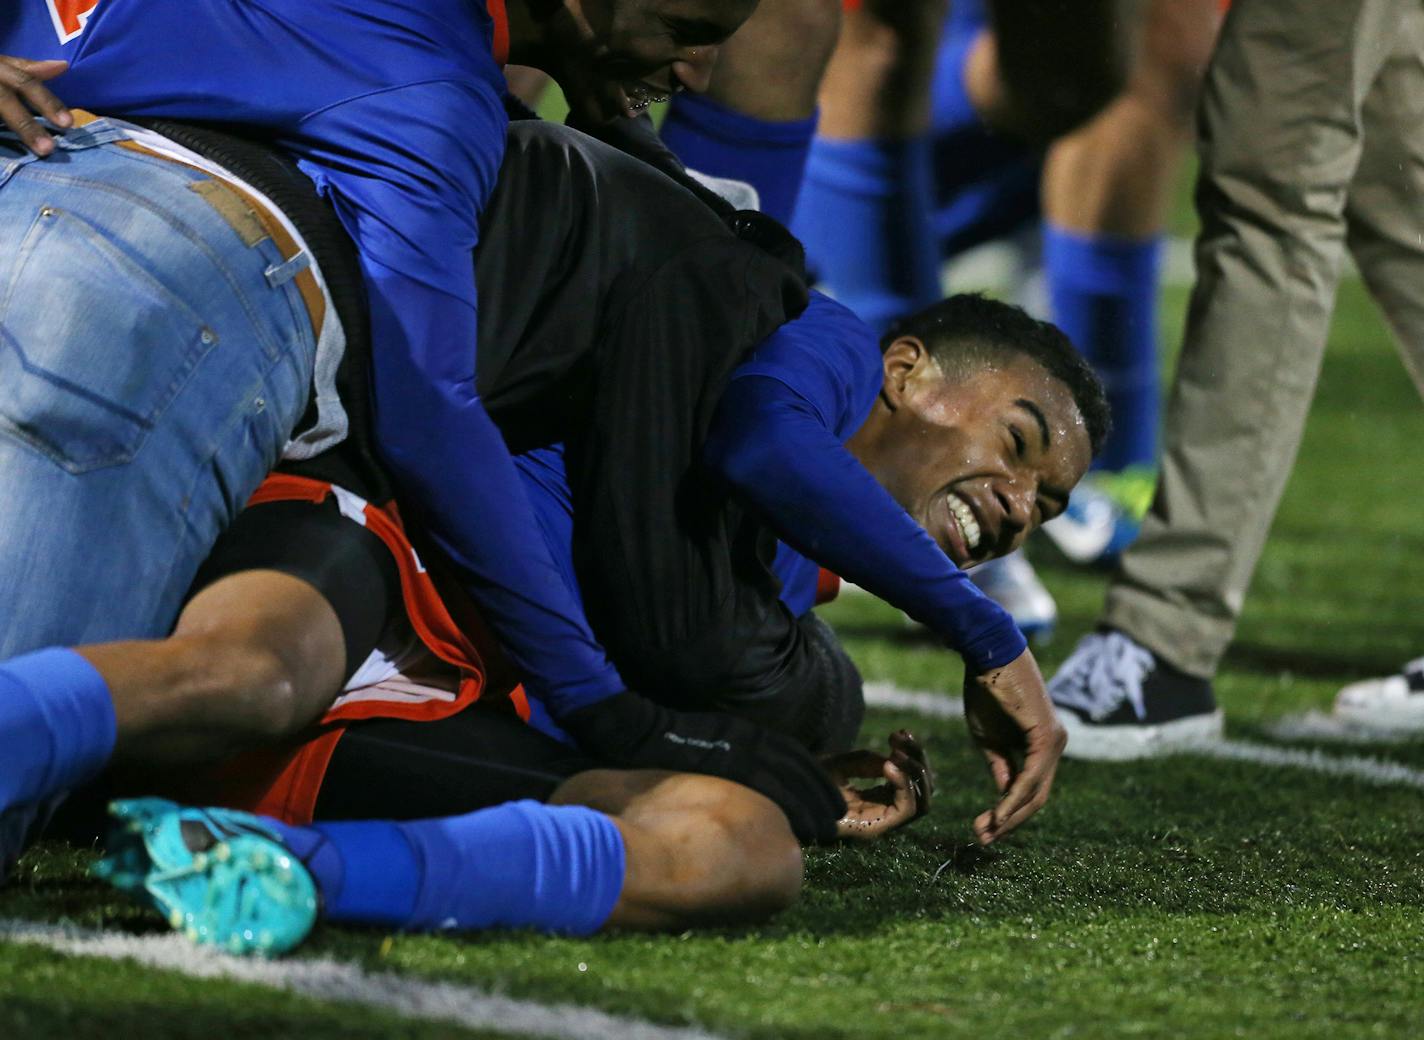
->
[0, 919, 727, 1040]
[862, 681, 963, 718]
[1184, 739, 1424, 790]
[1262, 709, 1420, 746]
[862, 683, 1424, 790]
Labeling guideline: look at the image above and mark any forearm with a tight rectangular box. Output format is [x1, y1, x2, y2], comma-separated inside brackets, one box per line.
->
[705, 378, 1024, 672]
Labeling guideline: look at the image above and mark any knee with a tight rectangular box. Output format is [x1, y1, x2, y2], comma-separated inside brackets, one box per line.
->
[171, 629, 310, 743]
[1134, 0, 1221, 129]
[669, 778, 805, 922]
[558, 771, 804, 929]
[719, 789, 805, 917]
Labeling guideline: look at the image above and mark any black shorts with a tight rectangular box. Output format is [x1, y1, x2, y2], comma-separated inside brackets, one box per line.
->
[189, 491, 595, 818]
[188, 495, 400, 683]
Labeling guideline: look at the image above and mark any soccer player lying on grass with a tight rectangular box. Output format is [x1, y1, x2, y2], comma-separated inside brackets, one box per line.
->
[91, 471, 938, 952]
[1, 115, 1105, 878]
[86, 466, 937, 953]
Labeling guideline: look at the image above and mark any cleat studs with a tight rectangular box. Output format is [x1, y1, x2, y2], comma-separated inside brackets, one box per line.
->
[186, 926, 200, 941]
[214, 843, 231, 862]
[250, 849, 270, 870]
[170, 908, 184, 928]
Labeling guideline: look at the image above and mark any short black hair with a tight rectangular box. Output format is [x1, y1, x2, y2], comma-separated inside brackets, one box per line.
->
[881, 293, 1111, 457]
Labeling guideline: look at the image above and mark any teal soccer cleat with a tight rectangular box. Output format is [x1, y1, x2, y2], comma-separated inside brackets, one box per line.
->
[95, 798, 318, 957]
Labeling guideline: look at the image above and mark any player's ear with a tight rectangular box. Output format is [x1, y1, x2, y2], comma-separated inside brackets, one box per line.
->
[880, 336, 932, 412]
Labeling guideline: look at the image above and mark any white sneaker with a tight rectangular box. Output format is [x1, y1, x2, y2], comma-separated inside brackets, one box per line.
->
[1334, 658, 1424, 733]
[968, 550, 1056, 642]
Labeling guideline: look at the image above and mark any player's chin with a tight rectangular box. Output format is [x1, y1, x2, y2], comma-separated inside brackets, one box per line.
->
[567, 84, 630, 125]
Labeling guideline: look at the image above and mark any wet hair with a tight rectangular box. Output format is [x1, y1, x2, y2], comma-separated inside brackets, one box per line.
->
[881, 293, 1111, 457]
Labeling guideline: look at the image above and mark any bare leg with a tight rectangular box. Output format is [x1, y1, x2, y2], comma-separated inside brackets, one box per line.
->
[78, 570, 346, 764]
[550, 769, 804, 930]
[818, 0, 949, 141]
[1041, 0, 1220, 237]
[702, 0, 842, 122]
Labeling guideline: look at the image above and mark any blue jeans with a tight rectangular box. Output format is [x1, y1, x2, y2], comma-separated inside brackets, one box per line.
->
[0, 120, 316, 653]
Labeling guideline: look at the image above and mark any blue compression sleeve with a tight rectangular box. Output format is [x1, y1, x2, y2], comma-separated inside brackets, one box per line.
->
[792, 136, 942, 334]
[1043, 225, 1162, 470]
[271, 802, 626, 936]
[362, 258, 625, 717]
[0, 649, 115, 812]
[705, 298, 1026, 672]
[660, 93, 819, 225]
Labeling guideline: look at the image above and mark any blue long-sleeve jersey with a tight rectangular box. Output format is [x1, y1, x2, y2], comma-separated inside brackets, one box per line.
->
[706, 293, 1027, 674]
[2, 0, 628, 713]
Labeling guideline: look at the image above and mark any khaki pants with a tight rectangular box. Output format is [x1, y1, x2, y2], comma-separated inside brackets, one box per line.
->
[1103, 0, 1424, 677]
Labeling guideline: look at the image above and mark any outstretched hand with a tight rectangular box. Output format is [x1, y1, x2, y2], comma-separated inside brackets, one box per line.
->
[1, 56, 72, 156]
[822, 730, 935, 843]
[964, 647, 1066, 845]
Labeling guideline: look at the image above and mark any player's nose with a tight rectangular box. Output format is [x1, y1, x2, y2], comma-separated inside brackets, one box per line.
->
[994, 479, 1035, 549]
[671, 45, 720, 94]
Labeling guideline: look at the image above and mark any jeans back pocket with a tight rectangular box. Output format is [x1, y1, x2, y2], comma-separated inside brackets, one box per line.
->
[0, 202, 219, 473]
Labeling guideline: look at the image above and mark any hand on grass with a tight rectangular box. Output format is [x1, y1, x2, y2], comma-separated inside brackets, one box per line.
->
[823, 730, 935, 843]
[1, 56, 71, 156]
[964, 647, 1066, 845]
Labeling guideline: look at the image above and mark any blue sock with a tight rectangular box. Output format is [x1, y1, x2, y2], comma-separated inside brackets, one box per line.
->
[270, 800, 626, 936]
[793, 135, 942, 334]
[659, 93, 818, 226]
[0, 648, 116, 813]
[1043, 225, 1164, 471]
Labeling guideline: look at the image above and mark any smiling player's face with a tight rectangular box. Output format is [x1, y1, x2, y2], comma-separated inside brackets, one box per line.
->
[849, 339, 1094, 570]
[560, 0, 758, 121]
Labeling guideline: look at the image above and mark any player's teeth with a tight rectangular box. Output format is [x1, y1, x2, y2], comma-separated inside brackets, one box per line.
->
[947, 493, 981, 551]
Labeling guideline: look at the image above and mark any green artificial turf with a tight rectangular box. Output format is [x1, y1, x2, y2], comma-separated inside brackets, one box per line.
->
[4, 218, 1423, 1039]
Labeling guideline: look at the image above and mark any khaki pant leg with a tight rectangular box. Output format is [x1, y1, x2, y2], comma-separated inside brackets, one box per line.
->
[1344, 7, 1424, 397]
[1101, 0, 1413, 677]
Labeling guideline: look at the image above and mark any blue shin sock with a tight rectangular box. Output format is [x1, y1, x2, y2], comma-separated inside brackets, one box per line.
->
[793, 135, 942, 333]
[270, 800, 626, 936]
[0, 648, 116, 813]
[659, 93, 818, 226]
[1043, 225, 1163, 471]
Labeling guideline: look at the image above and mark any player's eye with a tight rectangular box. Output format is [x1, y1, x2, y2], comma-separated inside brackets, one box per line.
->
[1010, 425, 1027, 459]
[661, 15, 733, 47]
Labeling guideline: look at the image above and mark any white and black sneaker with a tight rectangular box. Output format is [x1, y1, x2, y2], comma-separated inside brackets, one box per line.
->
[1049, 631, 1223, 760]
[1334, 658, 1424, 733]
